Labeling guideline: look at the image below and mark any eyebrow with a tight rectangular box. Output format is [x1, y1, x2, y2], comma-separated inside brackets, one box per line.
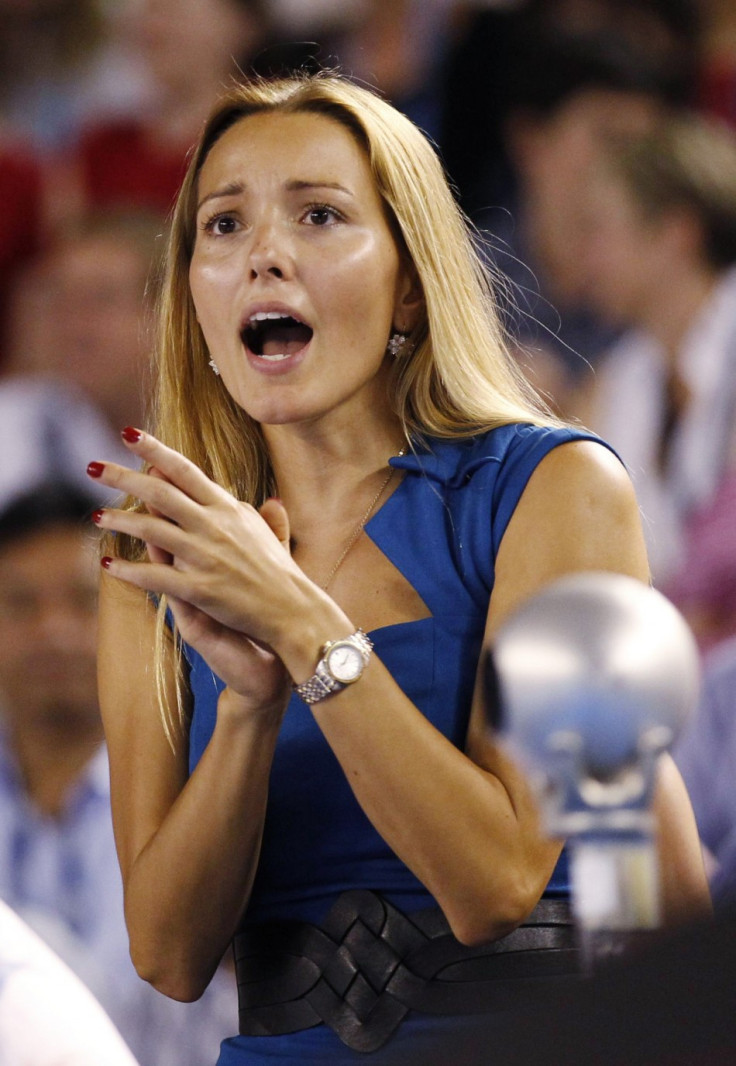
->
[286, 180, 354, 198]
[196, 179, 354, 212]
[197, 182, 244, 212]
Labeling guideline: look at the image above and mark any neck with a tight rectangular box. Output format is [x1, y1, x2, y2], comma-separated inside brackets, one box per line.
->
[264, 411, 406, 515]
[10, 717, 103, 819]
[262, 412, 406, 588]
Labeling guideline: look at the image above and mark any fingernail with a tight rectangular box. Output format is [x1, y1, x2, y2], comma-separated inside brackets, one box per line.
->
[267, 496, 282, 504]
[121, 426, 142, 444]
[87, 461, 105, 478]
[91, 509, 104, 524]
[100, 556, 113, 570]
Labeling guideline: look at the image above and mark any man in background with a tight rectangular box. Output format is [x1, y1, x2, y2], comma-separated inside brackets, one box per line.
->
[0, 480, 235, 1066]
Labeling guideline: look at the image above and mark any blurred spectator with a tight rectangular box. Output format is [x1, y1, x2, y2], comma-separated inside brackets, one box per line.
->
[0, 208, 162, 510]
[4, 208, 161, 434]
[438, 0, 696, 217]
[0, 137, 45, 364]
[0, 377, 128, 510]
[674, 634, 736, 910]
[572, 113, 736, 592]
[464, 27, 678, 412]
[518, 0, 699, 79]
[57, 0, 320, 223]
[267, 0, 363, 35]
[499, 33, 671, 313]
[324, 0, 460, 139]
[0, 898, 139, 1065]
[0, 0, 105, 151]
[665, 469, 736, 653]
[0, 481, 236, 1065]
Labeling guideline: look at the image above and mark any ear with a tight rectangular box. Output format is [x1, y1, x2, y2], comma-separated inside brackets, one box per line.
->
[393, 257, 425, 334]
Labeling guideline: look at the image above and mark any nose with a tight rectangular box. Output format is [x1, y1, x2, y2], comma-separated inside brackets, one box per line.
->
[248, 218, 292, 281]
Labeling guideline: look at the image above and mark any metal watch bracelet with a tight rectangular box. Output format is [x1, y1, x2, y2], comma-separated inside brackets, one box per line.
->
[294, 630, 374, 705]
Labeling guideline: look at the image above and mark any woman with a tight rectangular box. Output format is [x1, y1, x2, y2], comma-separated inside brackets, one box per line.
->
[572, 112, 736, 592]
[89, 74, 708, 1063]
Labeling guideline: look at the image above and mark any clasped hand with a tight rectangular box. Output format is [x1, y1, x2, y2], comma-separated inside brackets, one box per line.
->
[89, 429, 296, 707]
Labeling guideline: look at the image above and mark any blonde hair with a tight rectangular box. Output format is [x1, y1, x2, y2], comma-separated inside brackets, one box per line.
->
[114, 72, 560, 734]
[149, 72, 557, 501]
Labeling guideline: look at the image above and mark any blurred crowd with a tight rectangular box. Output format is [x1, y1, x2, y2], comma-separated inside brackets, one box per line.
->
[1, 0, 736, 1062]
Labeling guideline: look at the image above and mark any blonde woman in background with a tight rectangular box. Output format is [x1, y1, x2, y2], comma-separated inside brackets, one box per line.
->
[572, 113, 736, 638]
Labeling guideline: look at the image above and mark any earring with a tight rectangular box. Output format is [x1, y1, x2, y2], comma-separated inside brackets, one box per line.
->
[208, 359, 220, 376]
[387, 331, 408, 358]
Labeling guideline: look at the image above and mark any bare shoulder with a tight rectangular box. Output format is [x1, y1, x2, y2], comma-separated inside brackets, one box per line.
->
[489, 439, 650, 635]
[526, 437, 635, 507]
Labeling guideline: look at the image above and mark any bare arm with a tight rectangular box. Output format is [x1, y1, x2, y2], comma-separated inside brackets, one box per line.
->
[95, 433, 709, 997]
[653, 752, 712, 922]
[466, 440, 710, 926]
[98, 574, 288, 1001]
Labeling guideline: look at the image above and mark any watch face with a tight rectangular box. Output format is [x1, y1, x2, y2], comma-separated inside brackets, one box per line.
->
[326, 641, 364, 684]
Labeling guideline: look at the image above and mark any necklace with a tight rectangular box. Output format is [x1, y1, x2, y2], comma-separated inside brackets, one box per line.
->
[321, 446, 406, 591]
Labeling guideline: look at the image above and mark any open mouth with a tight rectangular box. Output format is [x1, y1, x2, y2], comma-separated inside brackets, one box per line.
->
[241, 311, 313, 362]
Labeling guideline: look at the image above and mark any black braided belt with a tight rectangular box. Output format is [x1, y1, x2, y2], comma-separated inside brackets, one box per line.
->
[234, 889, 579, 1052]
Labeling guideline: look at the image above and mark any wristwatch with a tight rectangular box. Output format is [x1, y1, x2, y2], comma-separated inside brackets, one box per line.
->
[294, 630, 374, 705]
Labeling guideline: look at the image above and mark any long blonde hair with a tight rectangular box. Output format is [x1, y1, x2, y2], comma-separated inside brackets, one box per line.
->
[150, 72, 555, 504]
[116, 72, 559, 734]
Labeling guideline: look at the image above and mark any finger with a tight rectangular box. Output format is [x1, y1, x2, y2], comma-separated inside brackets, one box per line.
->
[259, 498, 291, 552]
[95, 506, 199, 564]
[147, 465, 171, 515]
[108, 427, 226, 508]
[100, 553, 205, 604]
[145, 466, 174, 563]
[87, 459, 228, 532]
[120, 428, 230, 507]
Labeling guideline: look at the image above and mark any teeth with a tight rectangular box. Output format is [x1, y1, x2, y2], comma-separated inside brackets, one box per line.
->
[258, 352, 291, 362]
[248, 311, 295, 325]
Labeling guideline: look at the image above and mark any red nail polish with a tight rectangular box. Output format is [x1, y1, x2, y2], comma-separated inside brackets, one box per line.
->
[87, 461, 105, 478]
[91, 509, 104, 524]
[100, 556, 113, 570]
[121, 426, 142, 444]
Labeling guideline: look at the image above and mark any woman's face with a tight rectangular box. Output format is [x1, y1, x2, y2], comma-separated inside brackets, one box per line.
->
[189, 109, 419, 429]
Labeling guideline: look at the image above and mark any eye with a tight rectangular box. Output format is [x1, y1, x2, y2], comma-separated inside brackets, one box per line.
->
[202, 212, 239, 236]
[302, 203, 343, 227]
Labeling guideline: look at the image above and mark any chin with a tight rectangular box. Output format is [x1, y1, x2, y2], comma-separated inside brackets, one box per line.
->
[237, 403, 306, 427]
[233, 390, 324, 428]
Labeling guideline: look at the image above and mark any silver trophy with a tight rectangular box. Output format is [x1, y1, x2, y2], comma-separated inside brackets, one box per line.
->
[488, 571, 700, 969]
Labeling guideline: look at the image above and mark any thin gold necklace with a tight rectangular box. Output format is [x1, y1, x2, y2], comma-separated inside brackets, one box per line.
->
[321, 447, 406, 591]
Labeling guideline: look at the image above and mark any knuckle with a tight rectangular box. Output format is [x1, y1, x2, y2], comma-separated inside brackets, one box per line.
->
[146, 479, 174, 514]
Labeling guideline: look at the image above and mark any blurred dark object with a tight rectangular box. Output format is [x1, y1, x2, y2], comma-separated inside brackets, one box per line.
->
[420, 905, 736, 1065]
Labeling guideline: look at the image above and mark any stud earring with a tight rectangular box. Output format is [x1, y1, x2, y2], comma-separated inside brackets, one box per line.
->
[208, 359, 220, 376]
[386, 331, 408, 358]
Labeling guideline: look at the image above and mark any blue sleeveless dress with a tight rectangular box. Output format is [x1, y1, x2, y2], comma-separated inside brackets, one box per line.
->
[185, 423, 615, 1063]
